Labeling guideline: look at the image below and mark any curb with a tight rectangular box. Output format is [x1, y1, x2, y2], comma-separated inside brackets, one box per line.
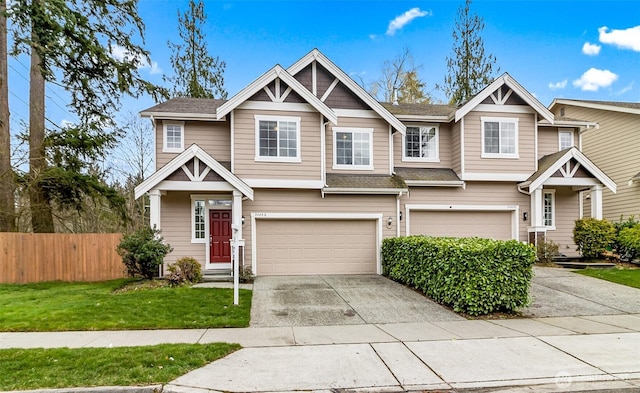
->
[3, 386, 163, 393]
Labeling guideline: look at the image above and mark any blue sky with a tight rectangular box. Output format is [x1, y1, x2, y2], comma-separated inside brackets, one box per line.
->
[6, 0, 640, 132]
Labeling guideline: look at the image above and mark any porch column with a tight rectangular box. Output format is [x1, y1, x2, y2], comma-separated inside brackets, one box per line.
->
[530, 187, 544, 227]
[590, 184, 603, 220]
[149, 189, 162, 230]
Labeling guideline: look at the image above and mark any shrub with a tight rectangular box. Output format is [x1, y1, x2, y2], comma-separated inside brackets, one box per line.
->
[573, 218, 616, 259]
[536, 238, 559, 264]
[382, 236, 536, 316]
[614, 216, 639, 261]
[117, 226, 172, 279]
[239, 266, 255, 283]
[618, 224, 640, 262]
[167, 257, 203, 286]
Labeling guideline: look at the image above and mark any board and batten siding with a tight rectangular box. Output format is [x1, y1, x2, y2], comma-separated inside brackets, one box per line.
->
[562, 106, 640, 221]
[392, 123, 452, 169]
[156, 120, 231, 169]
[160, 191, 206, 269]
[232, 109, 322, 181]
[463, 111, 537, 174]
[326, 116, 391, 175]
[242, 189, 398, 269]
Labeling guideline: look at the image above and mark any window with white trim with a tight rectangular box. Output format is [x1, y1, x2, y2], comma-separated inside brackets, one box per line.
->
[192, 199, 206, 242]
[333, 127, 373, 170]
[255, 115, 301, 162]
[404, 125, 439, 162]
[481, 117, 518, 158]
[163, 122, 184, 153]
[543, 190, 555, 228]
[559, 129, 574, 150]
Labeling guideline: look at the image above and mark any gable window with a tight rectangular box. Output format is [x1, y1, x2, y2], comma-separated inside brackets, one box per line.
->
[404, 125, 439, 162]
[543, 190, 555, 229]
[255, 115, 301, 162]
[163, 122, 184, 153]
[333, 127, 373, 170]
[559, 129, 574, 150]
[192, 199, 206, 243]
[481, 117, 518, 158]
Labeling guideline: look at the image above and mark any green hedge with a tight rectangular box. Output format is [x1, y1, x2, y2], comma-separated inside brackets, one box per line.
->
[573, 218, 616, 259]
[618, 224, 640, 262]
[381, 236, 536, 316]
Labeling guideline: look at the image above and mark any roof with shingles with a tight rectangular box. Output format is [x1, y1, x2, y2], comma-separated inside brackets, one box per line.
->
[380, 102, 456, 117]
[325, 173, 406, 189]
[561, 99, 640, 110]
[141, 97, 227, 114]
[394, 167, 462, 182]
[523, 148, 573, 183]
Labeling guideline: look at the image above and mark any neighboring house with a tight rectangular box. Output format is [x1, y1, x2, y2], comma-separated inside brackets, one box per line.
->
[135, 49, 616, 276]
[548, 99, 640, 222]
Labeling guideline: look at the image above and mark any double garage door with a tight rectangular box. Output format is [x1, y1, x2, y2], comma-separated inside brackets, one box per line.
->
[409, 210, 514, 240]
[255, 219, 378, 276]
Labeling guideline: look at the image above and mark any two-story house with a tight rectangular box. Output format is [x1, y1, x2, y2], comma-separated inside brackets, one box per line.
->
[135, 49, 615, 276]
[548, 99, 639, 222]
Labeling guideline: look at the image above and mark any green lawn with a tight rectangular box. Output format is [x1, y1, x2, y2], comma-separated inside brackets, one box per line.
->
[0, 279, 252, 331]
[576, 268, 640, 289]
[0, 343, 239, 390]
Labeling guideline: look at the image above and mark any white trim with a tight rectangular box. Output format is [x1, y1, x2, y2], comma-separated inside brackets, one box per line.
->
[251, 212, 384, 276]
[156, 180, 236, 192]
[332, 127, 374, 171]
[321, 188, 408, 195]
[230, 111, 235, 172]
[312, 61, 317, 96]
[388, 125, 393, 176]
[237, 101, 316, 113]
[162, 121, 185, 153]
[190, 194, 232, 244]
[254, 115, 302, 163]
[550, 99, 640, 116]
[333, 109, 380, 119]
[480, 116, 519, 159]
[402, 124, 440, 163]
[320, 114, 326, 186]
[320, 78, 340, 102]
[542, 177, 600, 187]
[262, 86, 277, 102]
[244, 179, 324, 189]
[472, 104, 535, 114]
[393, 114, 451, 122]
[558, 128, 574, 150]
[460, 173, 531, 181]
[287, 49, 406, 134]
[534, 114, 538, 170]
[460, 118, 465, 175]
[151, 117, 157, 174]
[543, 189, 556, 230]
[404, 180, 465, 187]
[455, 73, 554, 123]
[405, 204, 519, 240]
[140, 111, 224, 121]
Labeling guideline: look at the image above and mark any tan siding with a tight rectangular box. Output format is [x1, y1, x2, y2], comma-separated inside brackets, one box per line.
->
[232, 109, 322, 180]
[326, 116, 391, 175]
[538, 127, 578, 158]
[242, 189, 397, 269]
[160, 191, 206, 270]
[401, 182, 529, 241]
[568, 107, 640, 221]
[547, 187, 580, 256]
[393, 123, 452, 168]
[156, 121, 231, 169]
[410, 211, 512, 240]
[451, 121, 461, 173]
[463, 111, 536, 173]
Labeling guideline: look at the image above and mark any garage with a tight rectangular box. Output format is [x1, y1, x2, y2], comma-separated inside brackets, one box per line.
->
[255, 219, 378, 275]
[409, 210, 514, 240]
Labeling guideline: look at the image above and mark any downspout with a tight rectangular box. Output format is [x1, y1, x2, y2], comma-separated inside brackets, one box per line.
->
[396, 193, 401, 237]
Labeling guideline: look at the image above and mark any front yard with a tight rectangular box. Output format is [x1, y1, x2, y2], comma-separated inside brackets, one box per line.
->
[0, 279, 252, 331]
[575, 267, 640, 289]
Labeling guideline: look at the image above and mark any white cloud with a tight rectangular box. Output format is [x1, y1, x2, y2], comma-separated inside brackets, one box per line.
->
[573, 68, 619, 91]
[59, 119, 75, 128]
[616, 82, 634, 95]
[548, 80, 568, 90]
[386, 8, 431, 36]
[598, 25, 640, 52]
[110, 44, 162, 74]
[582, 42, 601, 55]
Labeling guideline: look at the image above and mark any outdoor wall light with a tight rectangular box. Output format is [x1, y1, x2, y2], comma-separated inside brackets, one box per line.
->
[387, 217, 393, 226]
[523, 212, 528, 221]
[241, 216, 245, 225]
[399, 211, 402, 221]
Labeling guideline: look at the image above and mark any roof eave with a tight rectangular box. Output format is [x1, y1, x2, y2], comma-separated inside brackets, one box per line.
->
[404, 180, 465, 187]
[550, 99, 640, 115]
[140, 111, 223, 121]
[321, 188, 408, 195]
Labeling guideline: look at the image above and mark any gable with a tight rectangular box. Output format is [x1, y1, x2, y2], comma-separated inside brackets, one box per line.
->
[248, 79, 306, 103]
[165, 157, 228, 182]
[479, 85, 528, 106]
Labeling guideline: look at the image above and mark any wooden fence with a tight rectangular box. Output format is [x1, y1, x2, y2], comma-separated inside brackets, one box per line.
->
[0, 233, 125, 284]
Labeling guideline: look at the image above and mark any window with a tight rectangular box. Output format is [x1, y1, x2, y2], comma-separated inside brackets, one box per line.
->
[333, 127, 373, 170]
[543, 190, 555, 228]
[254, 115, 301, 162]
[193, 199, 205, 242]
[481, 117, 518, 158]
[404, 126, 439, 162]
[163, 122, 184, 153]
[559, 129, 574, 150]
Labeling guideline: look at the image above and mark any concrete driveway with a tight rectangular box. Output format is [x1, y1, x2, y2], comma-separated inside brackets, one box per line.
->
[250, 275, 464, 326]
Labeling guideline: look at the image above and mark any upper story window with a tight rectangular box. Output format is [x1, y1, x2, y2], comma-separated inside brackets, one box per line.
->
[403, 125, 439, 162]
[254, 115, 301, 162]
[559, 129, 574, 150]
[163, 121, 184, 153]
[333, 127, 373, 170]
[481, 117, 519, 158]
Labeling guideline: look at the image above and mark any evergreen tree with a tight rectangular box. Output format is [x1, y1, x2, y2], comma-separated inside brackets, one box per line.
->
[398, 70, 428, 104]
[443, 0, 499, 105]
[164, 0, 227, 99]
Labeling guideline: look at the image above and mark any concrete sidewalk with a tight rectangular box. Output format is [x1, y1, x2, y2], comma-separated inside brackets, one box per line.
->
[2, 315, 639, 392]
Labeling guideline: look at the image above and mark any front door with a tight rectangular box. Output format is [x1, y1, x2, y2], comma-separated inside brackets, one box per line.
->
[210, 210, 232, 263]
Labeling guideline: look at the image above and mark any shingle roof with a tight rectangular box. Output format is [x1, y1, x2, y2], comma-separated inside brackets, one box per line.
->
[563, 99, 640, 110]
[523, 148, 572, 183]
[141, 97, 227, 114]
[394, 167, 462, 182]
[380, 102, 456, 117]
[325, 174, 406, 189]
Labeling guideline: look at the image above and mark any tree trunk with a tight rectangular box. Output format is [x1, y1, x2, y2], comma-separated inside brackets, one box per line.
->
[0, 0, 15, 232]
[29, 46, 54, 232]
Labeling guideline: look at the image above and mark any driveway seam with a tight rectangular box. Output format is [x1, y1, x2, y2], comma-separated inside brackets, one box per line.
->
[368, 343, 402, 388]
[532, 279, 631, 314]
[533, 335, 615, 378]
[318, 275, 365, 323]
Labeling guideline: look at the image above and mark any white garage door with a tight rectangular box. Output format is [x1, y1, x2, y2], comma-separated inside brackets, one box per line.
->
[409, 211, 513, 240]
[255, 219, 378, 275]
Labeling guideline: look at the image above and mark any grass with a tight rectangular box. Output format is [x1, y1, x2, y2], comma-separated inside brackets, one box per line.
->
[0, 343, 239, 390]
[0, 279, 252, 331]
[576, 268, 640, 289]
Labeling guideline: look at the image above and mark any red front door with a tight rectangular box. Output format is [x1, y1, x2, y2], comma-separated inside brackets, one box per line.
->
[210, 210, 232, 263]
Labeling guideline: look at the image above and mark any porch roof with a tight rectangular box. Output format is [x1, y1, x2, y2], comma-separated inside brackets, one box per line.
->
[394, 167, 465, 187]
[323, 174, 407, 195]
